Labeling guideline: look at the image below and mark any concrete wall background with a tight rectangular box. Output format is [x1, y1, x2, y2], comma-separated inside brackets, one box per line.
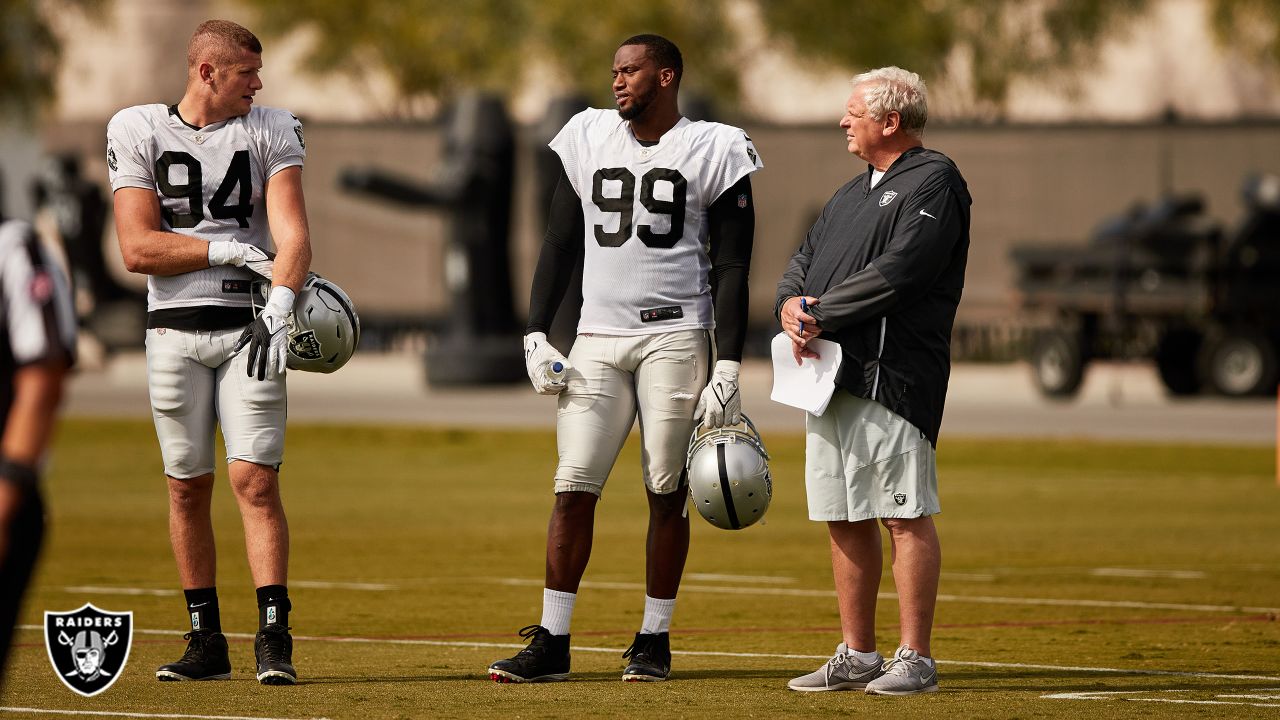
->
[42, 117, 1280, 340]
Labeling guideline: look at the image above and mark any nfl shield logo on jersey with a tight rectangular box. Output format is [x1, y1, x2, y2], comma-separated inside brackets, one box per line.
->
[44, 604, 133, 696]
[879, 190, 898, 207]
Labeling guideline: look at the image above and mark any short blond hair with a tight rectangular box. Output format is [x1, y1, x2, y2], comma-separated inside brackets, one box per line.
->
[851, 67, 928, 138]
[187, 19, 262, 69]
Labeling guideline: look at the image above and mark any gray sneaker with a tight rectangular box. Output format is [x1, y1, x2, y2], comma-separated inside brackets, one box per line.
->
[864, 644, 939, 695]
[787, 643, 884, 692]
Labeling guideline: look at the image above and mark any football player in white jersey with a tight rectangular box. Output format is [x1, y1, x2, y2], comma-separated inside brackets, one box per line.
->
[107, 19, 310, 686]
[489, 34, 763, 684]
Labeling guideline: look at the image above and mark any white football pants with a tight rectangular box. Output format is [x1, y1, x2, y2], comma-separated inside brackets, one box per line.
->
[554, 330, 711, 496]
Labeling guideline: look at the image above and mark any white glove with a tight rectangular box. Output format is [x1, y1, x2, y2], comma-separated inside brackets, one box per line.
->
[523, 332, 571, 395]
[234, 286, 294, 380]
[208, 240, 274, 280]
[696, 360, 742, 428]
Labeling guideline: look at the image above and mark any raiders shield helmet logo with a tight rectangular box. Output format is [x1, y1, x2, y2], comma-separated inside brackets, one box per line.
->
[289, 329, 323, 360]
[879, 190, 898, 207]
[893, 493, 907, 506]
[44, 603, 133, 696]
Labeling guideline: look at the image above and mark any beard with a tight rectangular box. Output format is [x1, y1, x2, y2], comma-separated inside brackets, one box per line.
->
[617, 87, 655, 121]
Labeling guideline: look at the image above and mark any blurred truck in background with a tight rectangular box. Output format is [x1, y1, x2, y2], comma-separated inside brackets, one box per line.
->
[1011, 174, 1280, 399]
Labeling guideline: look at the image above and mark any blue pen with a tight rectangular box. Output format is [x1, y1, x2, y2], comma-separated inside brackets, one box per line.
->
[799, 298, 807, 335]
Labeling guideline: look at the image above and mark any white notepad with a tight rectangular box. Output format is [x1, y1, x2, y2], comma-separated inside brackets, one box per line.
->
[769, 332, 843, 416]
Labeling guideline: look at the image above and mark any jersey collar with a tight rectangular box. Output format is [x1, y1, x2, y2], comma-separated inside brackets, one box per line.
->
[167, 104, 234, 133]
[625, 115, 690, 147]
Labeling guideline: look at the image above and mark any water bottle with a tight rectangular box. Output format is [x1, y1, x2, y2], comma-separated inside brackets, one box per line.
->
[548, 361, 566, 383]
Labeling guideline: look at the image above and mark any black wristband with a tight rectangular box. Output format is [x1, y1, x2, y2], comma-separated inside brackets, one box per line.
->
[0, 458, 39, 488]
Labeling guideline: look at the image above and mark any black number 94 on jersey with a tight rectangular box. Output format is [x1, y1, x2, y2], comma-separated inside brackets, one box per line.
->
[592, 167, 687, 249]
[156, 150, 254, 229]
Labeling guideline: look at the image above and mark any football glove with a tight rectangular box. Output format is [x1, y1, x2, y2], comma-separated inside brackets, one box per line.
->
[523, 331, 570, 395]
[208, 240, 275, 280]
[696, 360, 742, 429]
[234, 286, 295, 381]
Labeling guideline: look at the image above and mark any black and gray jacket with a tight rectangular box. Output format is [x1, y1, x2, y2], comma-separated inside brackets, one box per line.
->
[774, 147, 971, 446]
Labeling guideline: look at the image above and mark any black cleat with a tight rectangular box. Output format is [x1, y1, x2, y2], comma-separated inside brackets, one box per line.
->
[622, 632, 671, 682]
[254, 624, 297, 685]
[487, 625, 570, 683]
[156, 631, 231, 681]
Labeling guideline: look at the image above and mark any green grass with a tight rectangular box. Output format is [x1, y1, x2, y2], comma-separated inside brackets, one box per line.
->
[2, 419, 1278, 719]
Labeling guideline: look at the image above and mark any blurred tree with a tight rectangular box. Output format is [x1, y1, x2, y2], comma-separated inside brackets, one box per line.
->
[0, 0, 104, 120]
[759, 0, 1150, 118]
[1208, 0, 1280, 65]
[527, 1, 737, 107]
[239, 0, 1280, 119]
[242, 0, 739, 117]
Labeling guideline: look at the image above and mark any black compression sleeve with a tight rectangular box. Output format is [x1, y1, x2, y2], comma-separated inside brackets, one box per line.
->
[526, 164, 583, 334]
[707, 175, 755, 362]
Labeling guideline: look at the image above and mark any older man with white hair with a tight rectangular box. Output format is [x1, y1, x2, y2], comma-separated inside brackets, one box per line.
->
[776, 66, 971, 696]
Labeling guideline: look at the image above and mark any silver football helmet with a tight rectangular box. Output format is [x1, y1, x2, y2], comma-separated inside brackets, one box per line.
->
[686, 414, 772, 530]
[252, 273, 360, 373]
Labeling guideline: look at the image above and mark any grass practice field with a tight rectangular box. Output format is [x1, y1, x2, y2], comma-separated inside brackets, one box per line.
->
[1, 418, 1278, 719]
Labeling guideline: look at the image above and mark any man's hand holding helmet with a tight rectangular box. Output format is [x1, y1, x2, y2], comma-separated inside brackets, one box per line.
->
[235, 285, 294, 381]
[696, 360, 742, 428]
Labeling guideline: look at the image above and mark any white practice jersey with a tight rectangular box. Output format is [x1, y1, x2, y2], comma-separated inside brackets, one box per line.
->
[551, 109, 762, 335]
[106, 104, 305, 312]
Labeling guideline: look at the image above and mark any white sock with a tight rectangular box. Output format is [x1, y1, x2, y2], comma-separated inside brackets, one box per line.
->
[540, 588, 576, 636]
[640, 595, 676, 634]
[852, 649, 880, 663]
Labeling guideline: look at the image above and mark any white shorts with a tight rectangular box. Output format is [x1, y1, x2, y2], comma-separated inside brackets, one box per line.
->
[145, 327, 287, 479]
[555, 330, 711, 496]
[804, 391, 940, 521]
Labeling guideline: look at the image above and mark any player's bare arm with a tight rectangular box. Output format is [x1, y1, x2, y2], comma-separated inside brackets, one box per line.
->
[263, 165, 312, 293]
[115, 187, 224, 276]
[2, 362, 70, 467]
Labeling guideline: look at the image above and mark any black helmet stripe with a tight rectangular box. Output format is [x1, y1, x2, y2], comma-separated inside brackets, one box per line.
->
[314, 281, 360, 348]
[715, 444, 742, 530]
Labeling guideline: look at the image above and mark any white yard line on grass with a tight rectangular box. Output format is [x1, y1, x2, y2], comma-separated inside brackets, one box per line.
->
[62, 586, 179, 597]
[60, 581, 393, 597]
[684, 573, 797, 584]
[1044, 689, 1280, 708]
[1090, 568, 1207, 580]
[487, 577, 1280, 614]
[287, 581, 395, 591]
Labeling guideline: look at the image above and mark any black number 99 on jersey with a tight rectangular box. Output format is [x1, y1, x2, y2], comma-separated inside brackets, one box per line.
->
[591, 167, 687, 249]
